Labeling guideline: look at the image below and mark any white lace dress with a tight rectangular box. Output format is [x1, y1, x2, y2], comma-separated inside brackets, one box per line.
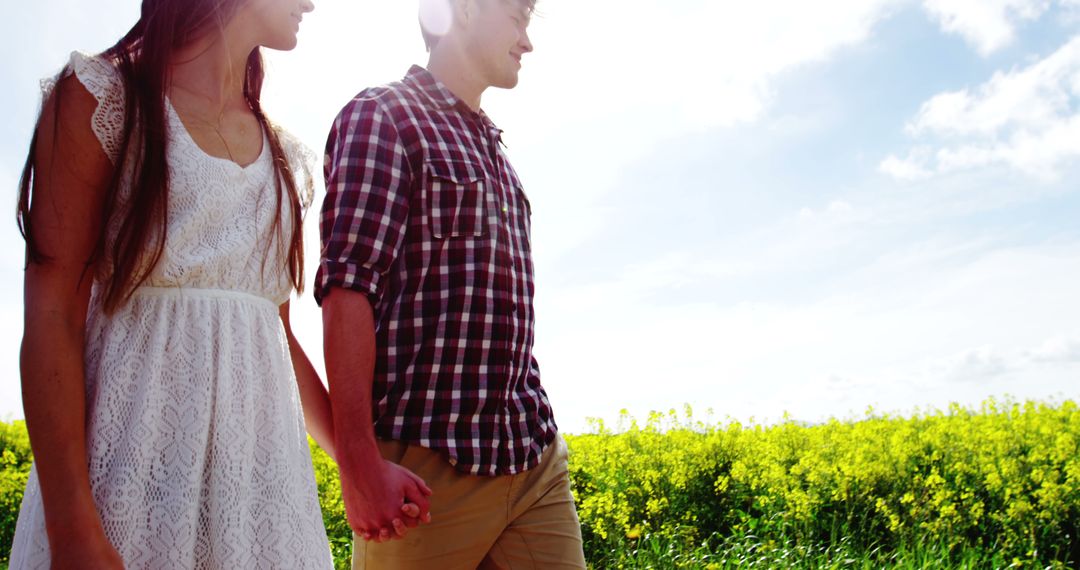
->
[9, 52, 333, 569]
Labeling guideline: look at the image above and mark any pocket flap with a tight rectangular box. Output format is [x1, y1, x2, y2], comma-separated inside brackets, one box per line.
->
[423, 159, 489, 239]
[424, 158, 485, 185]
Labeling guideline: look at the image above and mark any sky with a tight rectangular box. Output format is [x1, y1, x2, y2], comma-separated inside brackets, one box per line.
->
[2, 1, 1080, 433]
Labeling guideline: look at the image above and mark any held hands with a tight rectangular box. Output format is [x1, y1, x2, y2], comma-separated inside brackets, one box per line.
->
[341, 458, 433, 542]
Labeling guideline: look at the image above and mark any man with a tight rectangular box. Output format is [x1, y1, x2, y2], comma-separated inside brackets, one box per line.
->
[316, 0, 586, 568]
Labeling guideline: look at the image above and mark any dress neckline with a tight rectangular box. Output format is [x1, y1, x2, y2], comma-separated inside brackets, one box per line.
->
[164, 97, 269, 172]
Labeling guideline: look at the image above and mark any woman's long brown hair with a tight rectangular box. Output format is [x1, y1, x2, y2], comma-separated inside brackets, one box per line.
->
[16, 0, 307, 313]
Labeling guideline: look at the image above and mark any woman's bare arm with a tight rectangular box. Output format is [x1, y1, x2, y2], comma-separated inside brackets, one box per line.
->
[21, 74, 123, 567]
[280, 301, 335, 459]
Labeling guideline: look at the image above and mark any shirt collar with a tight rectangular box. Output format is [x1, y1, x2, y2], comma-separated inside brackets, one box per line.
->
[404, 65, 502, 134]
[404, 65, 460, 110]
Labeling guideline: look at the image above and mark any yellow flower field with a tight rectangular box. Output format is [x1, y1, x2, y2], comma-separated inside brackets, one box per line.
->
[562, 399, 1079, 567]
[2, 398, 1077, 568]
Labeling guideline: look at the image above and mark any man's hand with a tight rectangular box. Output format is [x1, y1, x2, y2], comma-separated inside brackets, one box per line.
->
[340, 457, 432, 542]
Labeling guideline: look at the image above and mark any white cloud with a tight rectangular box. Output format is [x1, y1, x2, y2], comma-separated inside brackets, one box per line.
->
[908, 38, 1079, 137]
[938, 346, 1015, 383]
[913, 333, 1080, 390]
[512, 0, 903, 138]
[921, 0, 1051, 56]
[470, 0, 914, 269]
[539, 196, 1080, 430]
[1027, 336, 1080, 363]
[798, 200, 857, 220]
[883, 34, 1080, 180]
[1063, 0, 1080, 23]
[879, 149, 934, 180]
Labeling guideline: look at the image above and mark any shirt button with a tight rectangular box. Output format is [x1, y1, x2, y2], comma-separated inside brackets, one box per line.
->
[448, 457, 458, 467]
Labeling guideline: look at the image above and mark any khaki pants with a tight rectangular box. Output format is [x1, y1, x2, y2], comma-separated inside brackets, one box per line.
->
[351, 435, 586, 570]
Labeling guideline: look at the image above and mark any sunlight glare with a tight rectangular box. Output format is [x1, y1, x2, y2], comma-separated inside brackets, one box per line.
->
[419, 0, 453, 41]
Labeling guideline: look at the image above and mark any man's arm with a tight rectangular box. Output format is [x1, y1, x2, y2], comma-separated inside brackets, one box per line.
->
[322, 287, 431, 541]
[317, 95, 428, 541]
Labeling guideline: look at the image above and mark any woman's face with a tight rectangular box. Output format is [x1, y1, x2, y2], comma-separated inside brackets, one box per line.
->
[234, 0, 315, 51]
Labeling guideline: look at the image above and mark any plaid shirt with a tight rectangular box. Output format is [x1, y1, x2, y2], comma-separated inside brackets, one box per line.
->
[316, 66, 558, 476]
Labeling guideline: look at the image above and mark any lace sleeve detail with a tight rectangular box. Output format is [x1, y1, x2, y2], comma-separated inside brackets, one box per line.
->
[40, 51, 128, 164]
[273, 126, 317, 211]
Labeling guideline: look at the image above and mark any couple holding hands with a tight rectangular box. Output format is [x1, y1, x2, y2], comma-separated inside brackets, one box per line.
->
[9, 0, 584, 568]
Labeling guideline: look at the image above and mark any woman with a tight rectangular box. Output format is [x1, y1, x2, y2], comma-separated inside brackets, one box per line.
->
[9, 0, 335, 567]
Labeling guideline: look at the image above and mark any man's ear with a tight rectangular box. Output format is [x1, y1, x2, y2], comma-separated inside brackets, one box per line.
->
[452, 0, 471, 27]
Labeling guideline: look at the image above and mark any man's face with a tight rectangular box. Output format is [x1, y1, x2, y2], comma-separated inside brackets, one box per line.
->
[462, 0, 533, 90]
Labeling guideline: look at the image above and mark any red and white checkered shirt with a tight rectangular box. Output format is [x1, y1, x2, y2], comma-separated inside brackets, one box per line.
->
[316, 66, 558, 476]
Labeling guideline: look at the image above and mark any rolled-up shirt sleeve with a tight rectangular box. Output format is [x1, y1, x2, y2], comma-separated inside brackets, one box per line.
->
[315, 98, 412, 306]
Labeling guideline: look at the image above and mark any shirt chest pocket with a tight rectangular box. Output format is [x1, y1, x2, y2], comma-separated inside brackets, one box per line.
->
[423, 159, 491, 239]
